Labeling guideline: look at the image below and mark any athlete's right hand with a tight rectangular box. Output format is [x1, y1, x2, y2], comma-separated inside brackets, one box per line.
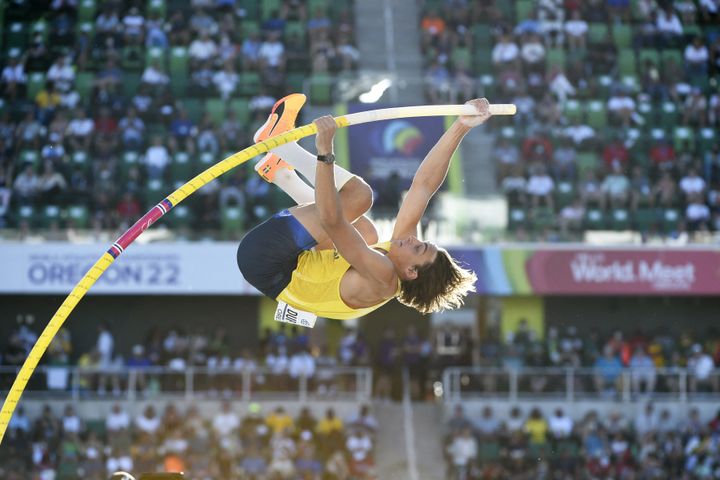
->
[314, 115, 336, 156]
[459, 98, 491, 128]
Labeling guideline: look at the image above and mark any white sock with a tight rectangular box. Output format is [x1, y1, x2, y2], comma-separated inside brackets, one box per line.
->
[272, 168, 315, 204]
[272, 142, 355, 190]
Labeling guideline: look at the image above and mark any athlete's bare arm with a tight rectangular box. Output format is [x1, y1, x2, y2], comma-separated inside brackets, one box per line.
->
[313, 116, 395, 286]
[391, 98, 492, 240]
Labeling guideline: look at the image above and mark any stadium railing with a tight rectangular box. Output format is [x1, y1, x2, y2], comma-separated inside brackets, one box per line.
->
[442, 366, 720, 404]
[0, 365, 373, 403]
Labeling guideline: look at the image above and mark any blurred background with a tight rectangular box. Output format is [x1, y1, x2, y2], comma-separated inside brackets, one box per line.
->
[0, 0, 719, 478]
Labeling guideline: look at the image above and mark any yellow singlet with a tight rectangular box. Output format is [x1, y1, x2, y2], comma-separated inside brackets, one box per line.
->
[276, 241, 400, 320]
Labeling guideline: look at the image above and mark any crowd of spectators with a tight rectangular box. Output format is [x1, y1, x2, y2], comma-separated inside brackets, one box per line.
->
[0, 400, 378, 479]
[419, 0, 720, 241]
[444, 402, 720, 479]
[0, 0, 358, 238]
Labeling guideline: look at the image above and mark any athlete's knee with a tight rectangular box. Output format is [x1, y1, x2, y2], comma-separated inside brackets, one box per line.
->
[342, 176, 373, 212]
[353, 216, 379, 245]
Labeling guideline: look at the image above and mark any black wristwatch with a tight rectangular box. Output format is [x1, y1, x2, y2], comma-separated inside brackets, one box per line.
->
[317, 153, 335, 164]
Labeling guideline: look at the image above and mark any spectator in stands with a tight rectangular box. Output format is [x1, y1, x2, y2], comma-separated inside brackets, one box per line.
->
[118, 107, 145, 152]
[141, 60, 170, 93]
[526, 163, 555, 210]
[105, 402, 130, 434]
[15, 110, 45, 150]
[12, 163, 39, 206]
[268, 429, 297, 478]
[35, 81, 61, 126]
[1, 54, 27, 101]
[549, 407, 574, 441]
[594, 345, 623, 395]
[688, 343, 718, 392]
[492, 32, 520, 71]
[446, 426, 477, 480]
[266, 405, 294, 436]
[525, 407, 548, 446]
[60, 404, 82, 436]
[564, 10, 588, 50]
[680, 167, 707, 200]
[683, 87, 708, 127]
[144, 136, 171, 180]
[635, 403, 658, 437]
[476, 406, 502, 439]
[346, 426, 375, 478]
[424, 58, 452, 104]
[601, 161, 631, 209]
[686, 194, 712, 232]
[629, 346, 657, 394]
[65, 108, 94, 152]
[106, 446, 134, 477]
[685, 36, 710, 78]
[520, 33, 546, 73]
[136, 405, 161, 438]
[420, 9, 446, 51]
[122, 6, 146, 45]
[38, 160, 67, 205]
[607, 88, 637, 127]
[212, 61, 240, 100]
[258, 30, 286, 89]
[189, 30, 218, 67]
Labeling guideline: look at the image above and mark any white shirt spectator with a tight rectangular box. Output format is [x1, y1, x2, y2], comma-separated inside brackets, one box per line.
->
[527, 173, 555, 196]
[688, 352, 715, 380]
[266, 351, 289, 375]
[564, 19, 588, 38]
[602, 174, 630, 196]
[446, 433, 478, 467]
[97, 329, 114, 366]
[47, 60, 75, 93]
[106, 408, 130, 431]
[189, 38, 218, 61]
[521, 41, 546, 64]
[608, 95, 637, 112]
[212, 409, 240, 438]
[141, 66, 169, 86]
[548, 411, 574, 438]
[549, 72, 576, 102]
[679, 175, 706, 195]
[686, 202, 710, 221]
[289, 351, 316, 379]
[106, 454, 133, 474]
[2, 62, 26, 84]
[502, 175, 527, 193]
[63, 414, 82, 434]
[685, 44, 709, 64]
[634, 409, 658, 436]
[699, 0, 719, 14]
[13, 170, 39, 197]
[66, 117, 94, 137]
[656, 11, 683, 35]
[144, 144, 170, 171]
[346, 431, 373, 462]
[95, 11, 119, 33]
[564, 124, 595, 145]
[249, 93, 276, 112]
[212, 69, 239, 99]
[123, 12, 145, 36]
[258, 40, 285, 67]
[492, 40, 520, 64]
[135, 413, 160, 435]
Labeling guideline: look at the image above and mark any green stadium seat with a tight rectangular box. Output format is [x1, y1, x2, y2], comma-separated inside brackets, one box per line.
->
[75, 72, 95, 103]
[596, 75, 613, 98]
[577, 152, 600, 175]
[261, 0, 282, 20]
[144, 179, 164, 209]
[237, 71, 261, 97]
[555, 181, 576, 208]
[6, 22, 29, 49]
[588, 23, 609, 45]
[673, 127, 695, 150]
[698, 128, 716, 154]
[78, 0, 96, 22]
[660, 208, 680, 233]
[546, 48, 566, 70]
[286, 72, 306, 93]
[122, 73, 142, 97]
[145, 47, 166, 68]
[71, 151, 90, 172]
[241, 20, 261, 39]
[84, 419, 106, 438]
[18, 150, 40, 168]
[230, 98, 251, 124]
[515, 0, 533, 22]
[285, 21, 306, 44]
[205, 98, 227, 125]
[508, 207, 527, 231]
[586, 100, 607, 129]
[221, 206, 245, 238]
[478, 74, 496, 99]
[583, 208, 606, 230]
[16, 205, 36, 227]
[67, 205, 89, 228]
[478, 441, 501, 462]
[308, 0, 330, 11]
[147, 0, 167, 17]
[196, 152, 216, 174]
[638, 49, 659, 67]
[181, 99, 204, 123]
[170, 152, 194, 182]
[660, 49, 682, 70]
[27, 72, 45, 100]
[31, 19, 48, 42]
[169, 47, 189, 95]
[120, 151, 141, 180]
[452, 47, 472, 69]
[532, 207, 556, 231]
[618, 49, 636, 76]
[612, 24, 632, 48]
[473, 50, 493, 75]
[634, 208, 657, 231]
[163, 204, 192, 229]
[472, 24, 491, 49]
[122, 46, 144, 71]
[309, 73, 333, 104]
[40, 205, 62, 228]
[563, 100, 582, 123]
[660, 102, 678, 129]
[609, 208, 630, 230]
[238, 0, 260, 20]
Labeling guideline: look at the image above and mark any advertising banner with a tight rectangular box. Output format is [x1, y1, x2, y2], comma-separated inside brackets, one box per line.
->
[347, 103, 447, 191]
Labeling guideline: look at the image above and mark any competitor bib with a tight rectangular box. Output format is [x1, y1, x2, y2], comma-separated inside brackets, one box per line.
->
[274, 300, 317, 328]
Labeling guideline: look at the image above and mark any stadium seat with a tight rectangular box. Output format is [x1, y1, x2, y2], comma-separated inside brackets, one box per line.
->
[40, 205, 62, 228]
[169, 47, 189, 96]
[532, 207, 556, 231]
[660, 208, 680, 233]
[261, 0, 282, 20]
[16, 205, 36, 227]
[588, 23, 609, 46]
[638, 49, 659, 67]
[309, 73, 333, 104]
[583, 208, 606, 230]
[147, 0, 167, 18]
[238, 0, 260, 20]
[478, 75, 496, 99]
[205, 98, 227, 125]
[119, 151, 141, 180]
[145, 47, 166, 68]
[286, 71, 305, 92]
[308, 0, 331, 11]
[507, 208, 526, 231]
[473, 50, 493, 75]
[122, 73, 142, 97]
[478, 442, 501, 462]
[634, 208, 658, 231]
[452, 47, 471, 69]
[181, 99, 204, 123]
[660, 49, 682, 70]
[237, 71, 261, 97]
[673, 127, 695, 150]
[546, 48, 566, 70]
[71, 151, 90, 173]
[586, 100, 607, 129]
[697, 128, 716, 154]
[515, 0, 533, 22]
[144, 179, 164, 209]
[75, 72, 95, 103]
[472, 24, 491, 48]
[66, 205, 89, 228]
[285, 21, 306, 44]
[229, 98, 251, 124]
[170, 152, 194, 182]
[618, 49, 636, 76]
[221, 206, 245, 238]
[659, 102, 678, 130]
[18, 150, 40, 168]
[241, 20, 261, 39]
[84, 419, 106, 438]
[609, 208, 630, 230]
[6, 22, 28, 50]
[612, 24, 632, 48]
[555, 181, 576, 208]
[162, 205, 192, 229]
[563, 100, 582, 123]
[78, 0, 96, 22]
[27, 72, 45, 100]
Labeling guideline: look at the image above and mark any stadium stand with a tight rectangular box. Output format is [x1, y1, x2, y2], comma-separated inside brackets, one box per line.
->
[418, 0, 720, 241]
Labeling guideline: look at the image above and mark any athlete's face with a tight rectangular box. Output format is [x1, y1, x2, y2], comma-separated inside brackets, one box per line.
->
[391, 235, 438, 280]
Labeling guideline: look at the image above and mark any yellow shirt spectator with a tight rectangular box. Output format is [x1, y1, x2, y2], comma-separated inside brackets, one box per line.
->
[36, 89, 61, 109]
[524, 410, 548, 444]
[316, 409, 344, 435]
[266, 407, 294, 434]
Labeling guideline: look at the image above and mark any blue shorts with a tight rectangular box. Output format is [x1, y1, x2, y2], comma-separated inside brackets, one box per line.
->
[237, 210, 317, 299]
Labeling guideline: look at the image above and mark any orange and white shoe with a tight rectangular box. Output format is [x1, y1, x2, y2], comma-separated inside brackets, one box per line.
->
[253, 93, 306, 183]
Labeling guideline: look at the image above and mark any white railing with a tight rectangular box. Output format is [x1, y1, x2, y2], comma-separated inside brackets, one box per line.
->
[0, 366, 373, 403]
[442, 366, 720, 404]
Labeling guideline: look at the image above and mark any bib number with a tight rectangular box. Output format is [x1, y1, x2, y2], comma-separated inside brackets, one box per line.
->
[274, 301, 317, 328]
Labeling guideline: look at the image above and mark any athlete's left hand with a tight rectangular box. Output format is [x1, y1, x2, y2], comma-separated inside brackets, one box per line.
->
[459, 98, 491, 127]
[314, 115, 336, 156]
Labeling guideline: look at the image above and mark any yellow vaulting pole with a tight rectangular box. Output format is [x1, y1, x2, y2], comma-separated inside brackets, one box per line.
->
[0, 103, 516, 443]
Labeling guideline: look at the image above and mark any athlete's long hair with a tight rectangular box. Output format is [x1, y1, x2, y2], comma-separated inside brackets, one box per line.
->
[397, 248, 476, 314]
